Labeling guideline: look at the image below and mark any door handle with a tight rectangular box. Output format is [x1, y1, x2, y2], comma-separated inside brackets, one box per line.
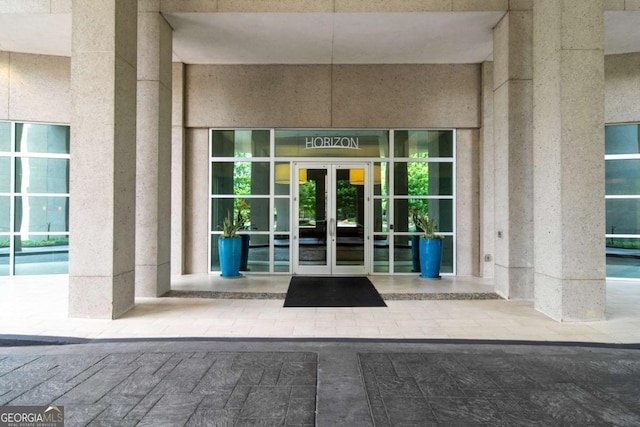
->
[329, 218, 336, 237]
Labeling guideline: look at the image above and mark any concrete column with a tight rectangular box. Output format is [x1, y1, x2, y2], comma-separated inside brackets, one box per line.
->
[135, 6, 172, 297]
[456, 129, 480, 277]
[68, 0, 137, 319]
[480, 61, 495, 278]
[533, 0, 606, 321]
[492, 9, 534, 298]
[184, 128, 210, 273]
[171, 62, 185, 275]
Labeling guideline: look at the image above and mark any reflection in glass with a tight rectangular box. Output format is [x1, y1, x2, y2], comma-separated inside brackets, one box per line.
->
[606, 159, 640, 195]
[0, 197, 8, 233]
[14, 196, 69, 233]
[373, 162, 388, 196]
[211, 162, 270, 195]
[15, 123, 70, 154]
[605, 124, 640, 155]
[336, 168, 364, 267]
[0, 122, 10, 152]
[14, 235, 69, 275]
[393, 235, 453, 274]
[15, 158, 69, 194]
[606, 237, 640, 279]
[606, 199, 640, 235]
[274, 235, 290, 272]
[245, 235, 270, 272]
[274, 162, 291, 195]
[274, 198, 290, 232]
[211, 129, 270, 158]
[0, 157, 9, 192]
[211, 198, 270, 232]
[298, 169, 327, 266]
[373, 198, 388, 232]
[394, 199, 453, 233]
[394, 162, 453, 196]
[394, 130, 454, 158]
[373, 238, 389, 273]
[0, 236, 8, 276]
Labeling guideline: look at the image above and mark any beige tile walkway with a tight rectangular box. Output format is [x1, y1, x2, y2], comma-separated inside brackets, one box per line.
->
[0, 274, 639, 343]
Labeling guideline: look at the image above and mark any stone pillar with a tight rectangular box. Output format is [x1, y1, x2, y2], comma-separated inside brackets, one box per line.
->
[456, 129, 480, 277]
[171, 62, 185, 275]
[69, 0, 137, 318]
[135, 6, 172, 297]
[185, 128, 210, 273]
[533, 0, 606, 321]
[492, 9, 534, 298]
[480, 61, 495, 278]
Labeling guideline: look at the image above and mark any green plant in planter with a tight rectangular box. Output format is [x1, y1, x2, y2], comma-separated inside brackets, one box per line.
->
[414, 213, 444, 279]
[220, 211, 243, 238]
[414, 214, 444, 240]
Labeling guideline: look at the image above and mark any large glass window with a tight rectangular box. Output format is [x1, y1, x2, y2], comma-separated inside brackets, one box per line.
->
[605, 124, 640, 279]
[391, 130, 455, 274]
[210, 130, 272, 273]
[0, 122, 70, 276]
[210, 128, 455, 275]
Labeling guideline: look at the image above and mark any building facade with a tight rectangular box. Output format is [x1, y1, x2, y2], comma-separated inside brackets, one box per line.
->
[0, 0, 639, 321]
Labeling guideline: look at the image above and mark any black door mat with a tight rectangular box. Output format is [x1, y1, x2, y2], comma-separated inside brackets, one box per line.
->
[284, 276, 387, 307]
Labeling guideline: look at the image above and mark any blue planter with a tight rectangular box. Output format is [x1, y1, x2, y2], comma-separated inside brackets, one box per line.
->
[419, 238, 443, 279]
[219, 237, 242, 278]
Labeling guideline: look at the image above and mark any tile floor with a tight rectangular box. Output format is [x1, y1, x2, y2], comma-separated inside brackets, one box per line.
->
[0, 274, 639, 343]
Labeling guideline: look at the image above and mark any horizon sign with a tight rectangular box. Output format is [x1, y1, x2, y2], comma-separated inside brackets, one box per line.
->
[305, 136, 360, 150]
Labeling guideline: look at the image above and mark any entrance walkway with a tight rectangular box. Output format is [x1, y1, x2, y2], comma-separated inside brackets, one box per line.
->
[1, 275, 639, 425]
[0, 275, 639, 343]
[1, 339, 639, 425]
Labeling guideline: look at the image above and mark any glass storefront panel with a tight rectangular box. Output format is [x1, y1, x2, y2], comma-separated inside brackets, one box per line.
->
[210, 128, 456, 275]
[274, 235, 290, 272]
[394, 162, 453, 196]
[393, 235, 417, 273]
[14, 235, 69, 275]
[605, 124, 640, 155]
[394, 199, 453, 233]
[245, 235, 270, 272]
[394, 130, 454, 158]
[211, 129, 270, 158]
[0, 122, 10, 152]
[275, 130, 389, 158]
[15, 158, 69, 194]
[0, 157, 9, 193]
[13, 196, 69, 233]
[274, 162, 291, 195]
[0, 237, 8, 276]
[274, 198, 290, 232]
[211, 162, 270, 195]
[374, 238, 389, 273]
[606, 199, 640, 235]
[393, 235, 453, 274]
[606, 159, 640, 195]
[2, 122, 70, 277]
[211, 198, 270, 232]
[373, 198, 388, 232]
[15, 123, 70, 155]
[373, 162, 388, 196]
[606, 238, 640, 279]
[0, 196, 9, 233]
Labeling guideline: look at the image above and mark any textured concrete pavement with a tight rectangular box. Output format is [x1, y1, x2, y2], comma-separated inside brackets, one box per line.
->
[1, 338, 639, 426]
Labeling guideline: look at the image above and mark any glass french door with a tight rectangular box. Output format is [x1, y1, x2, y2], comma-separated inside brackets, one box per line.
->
[293, 162, 370, 275]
